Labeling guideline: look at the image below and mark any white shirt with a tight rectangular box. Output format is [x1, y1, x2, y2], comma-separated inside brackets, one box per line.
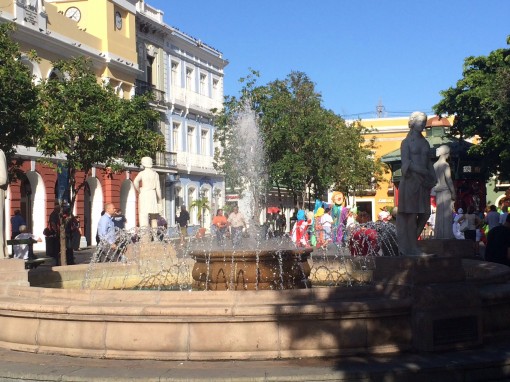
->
[13, 233, 38, 260]
[321, 213, 333, 228]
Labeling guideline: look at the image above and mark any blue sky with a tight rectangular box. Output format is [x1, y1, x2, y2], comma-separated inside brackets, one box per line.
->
[148, 0, 510, 119]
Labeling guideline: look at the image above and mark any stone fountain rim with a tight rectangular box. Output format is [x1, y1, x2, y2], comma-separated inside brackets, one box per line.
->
[190, 247, 313, 259]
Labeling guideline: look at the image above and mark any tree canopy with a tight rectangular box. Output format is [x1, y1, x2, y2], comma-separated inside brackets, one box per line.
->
[0, 23, 40, 162]
[214, 70, 384, 208]
[38, 57, 164, 206]
[434, 36, 510, 179]
[37, 57, 164, 264]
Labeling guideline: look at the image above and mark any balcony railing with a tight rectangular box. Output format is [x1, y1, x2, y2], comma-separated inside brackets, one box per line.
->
[135, 80, 166, 106]
[154, 151, 177, 168]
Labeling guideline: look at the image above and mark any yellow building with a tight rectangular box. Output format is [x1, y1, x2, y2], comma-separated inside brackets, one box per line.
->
[348, 115, 454, 221]
[0, 0, 142, 248]
[2, 0, 139, 96]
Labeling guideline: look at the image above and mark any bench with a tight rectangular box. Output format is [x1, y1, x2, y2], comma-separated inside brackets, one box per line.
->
[6, 239, 51, 269]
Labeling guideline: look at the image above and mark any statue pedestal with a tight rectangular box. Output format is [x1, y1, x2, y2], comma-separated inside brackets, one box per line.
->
[374, 255, 482, 352]
[418, 239, 477, 258]
[373, 254, 465, 285]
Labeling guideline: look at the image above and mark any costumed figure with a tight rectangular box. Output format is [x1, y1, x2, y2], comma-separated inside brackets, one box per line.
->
[291, 209, 309, 248]
[314, 207, 325, 248]
[331, 191, 347, 244]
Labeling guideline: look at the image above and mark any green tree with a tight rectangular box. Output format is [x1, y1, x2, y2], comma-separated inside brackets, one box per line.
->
[38, 57, 164, 264]
[259, 72, 379, 206]
[190, 197, 210, 227]
[215, 70, 384, 210]
[0, 23, 40, 163]
[434, 36, 510, 179]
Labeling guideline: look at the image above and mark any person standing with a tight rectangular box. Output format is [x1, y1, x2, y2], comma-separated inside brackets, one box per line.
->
[396, 112, 437, 256]
[276, 212, 286, 236]
[46, 205, 61, 264]
[458, 205, 482, 255]
[433, 145, 456, 239]
[70, 215, 82, 251]
[175, 205, 190, 246]
[228, 205, 247, 247]
[485, 205, 500, 231]
[321, 207, 334, 246]
[10, 210, 26, 240]
[499, 206, 509, 226]
[485, 214, 510, 266]
[112, 208, 127, 230]
[212, 209, 228, 245]
[458, 205, 481, 242]
[453, 208, 465, 240]
[96, 203, 117, 261]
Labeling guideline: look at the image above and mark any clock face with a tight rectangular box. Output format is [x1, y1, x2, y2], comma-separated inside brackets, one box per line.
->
[65, 6, 81, 22]
[115, 11, 122, 30]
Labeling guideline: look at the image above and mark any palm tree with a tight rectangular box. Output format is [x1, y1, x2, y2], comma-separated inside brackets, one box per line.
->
[190, 197, 210, 228]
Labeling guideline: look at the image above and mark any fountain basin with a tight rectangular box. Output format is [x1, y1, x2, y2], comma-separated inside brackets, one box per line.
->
[191, 248, 312, 290]
[1, 256, 510, 361]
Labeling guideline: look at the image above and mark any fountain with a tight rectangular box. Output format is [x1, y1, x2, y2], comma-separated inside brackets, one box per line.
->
[1, 105, 510, 361]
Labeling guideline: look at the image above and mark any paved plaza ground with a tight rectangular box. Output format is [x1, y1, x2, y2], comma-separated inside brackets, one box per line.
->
[0, 334, 510, 381]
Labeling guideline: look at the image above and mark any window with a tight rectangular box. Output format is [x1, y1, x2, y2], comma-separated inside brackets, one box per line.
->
[174, 186, 182, 209]
[212, 79, 219, 99]
[188, 187, 196, 224]
[186, 67, 194, 91]
[199, 73, 207, 96]
[172, 123, 180, 151]
[187, 126, 195, 153]
[146, 55, 154, 85]
[200, 129, 209, 155]
[171, 61, 179, 86]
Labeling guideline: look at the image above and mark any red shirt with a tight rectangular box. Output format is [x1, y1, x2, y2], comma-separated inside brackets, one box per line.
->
[349, 227, 379, 256]
[212, 215, 228, 228]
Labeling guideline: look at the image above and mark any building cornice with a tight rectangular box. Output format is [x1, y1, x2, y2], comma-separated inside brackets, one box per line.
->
[1, 14, 143, 78]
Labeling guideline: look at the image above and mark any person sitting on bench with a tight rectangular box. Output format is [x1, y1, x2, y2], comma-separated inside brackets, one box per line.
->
[13, 225, 42, 260]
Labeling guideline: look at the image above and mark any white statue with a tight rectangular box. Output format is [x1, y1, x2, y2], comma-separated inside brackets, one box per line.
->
[133, 157, 162, 227]
[396, 112, 437, 256]
[0, 149, 7, 258]
[433, 145, 456, 239]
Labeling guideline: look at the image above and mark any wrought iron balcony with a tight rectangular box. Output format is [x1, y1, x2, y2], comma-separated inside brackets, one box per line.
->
[135, 79, 165, 105]
[154, 151, 177, 168]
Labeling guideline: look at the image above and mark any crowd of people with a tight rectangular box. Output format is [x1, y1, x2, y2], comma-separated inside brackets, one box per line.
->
[210, 206, 247, 247]
[8, 197, 509, 267]
[449, 204, 510, 263]
[289, 200, 398, 257]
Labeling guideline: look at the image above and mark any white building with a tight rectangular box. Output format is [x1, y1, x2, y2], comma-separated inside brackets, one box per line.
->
[135, 2, 228, 228]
